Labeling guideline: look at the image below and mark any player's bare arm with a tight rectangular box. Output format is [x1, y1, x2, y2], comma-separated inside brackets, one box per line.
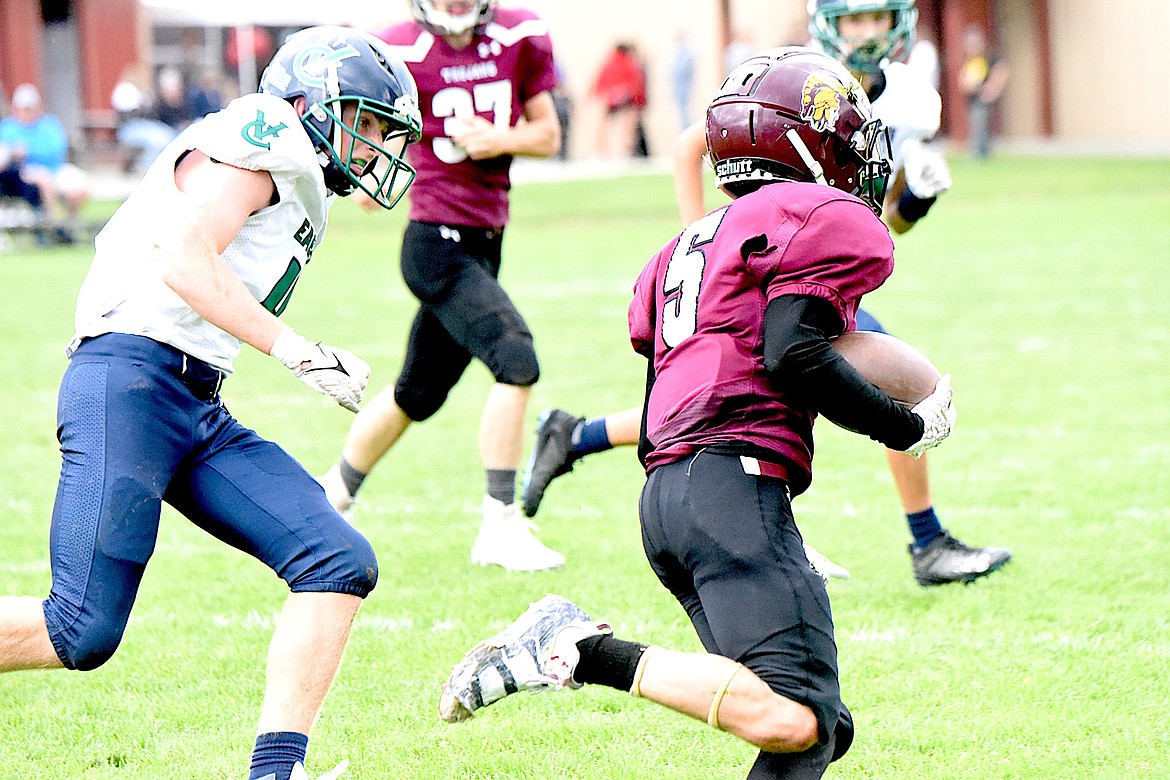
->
[672, 119, 708, 225]
[161, 149, 287, 354]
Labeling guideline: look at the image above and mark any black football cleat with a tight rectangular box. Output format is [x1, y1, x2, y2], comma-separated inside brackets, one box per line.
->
[521, 409, 583, 518]
[910, 530, 1011, 587]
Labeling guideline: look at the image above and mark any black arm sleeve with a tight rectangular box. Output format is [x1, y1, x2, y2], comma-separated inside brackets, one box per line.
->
[763, 295, 924, 451]
[638, 357, 656, 468]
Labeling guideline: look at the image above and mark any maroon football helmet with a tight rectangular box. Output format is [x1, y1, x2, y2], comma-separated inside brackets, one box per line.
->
[706, 47, 891, 214]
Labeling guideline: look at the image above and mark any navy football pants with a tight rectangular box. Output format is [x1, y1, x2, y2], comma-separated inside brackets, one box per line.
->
[44, 334, 377, 671]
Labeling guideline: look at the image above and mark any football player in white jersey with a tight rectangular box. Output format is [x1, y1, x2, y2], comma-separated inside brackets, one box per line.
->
[0, 27, 420, 780]
[521, 0, 1011, 589]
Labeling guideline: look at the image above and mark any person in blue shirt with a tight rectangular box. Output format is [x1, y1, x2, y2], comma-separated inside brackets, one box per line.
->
[0, 83, 90, 243]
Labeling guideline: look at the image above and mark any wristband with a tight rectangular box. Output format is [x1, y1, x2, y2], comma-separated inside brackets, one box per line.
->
[896, 191, 937, 223]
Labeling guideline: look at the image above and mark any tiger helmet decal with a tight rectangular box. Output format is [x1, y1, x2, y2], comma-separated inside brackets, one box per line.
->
[800, 74, 851, 133]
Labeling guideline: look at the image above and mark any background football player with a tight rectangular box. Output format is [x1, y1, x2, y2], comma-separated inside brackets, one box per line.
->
[318, 0, 567, 572]
[521, 0, 1011, 588]
[438, 48, 956, 779]
[0, 26, 421, 780]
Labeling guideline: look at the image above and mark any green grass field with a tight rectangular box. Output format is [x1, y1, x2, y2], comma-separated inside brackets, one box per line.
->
[2, 154, 1169, 779]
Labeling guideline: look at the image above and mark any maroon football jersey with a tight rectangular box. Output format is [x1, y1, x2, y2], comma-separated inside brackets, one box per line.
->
[628, 182, 895, 495]
[377, 8, 557, 229]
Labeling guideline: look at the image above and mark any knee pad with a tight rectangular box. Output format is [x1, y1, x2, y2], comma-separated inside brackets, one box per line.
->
[286, 519, 379, 598]
[43, 596, 128, 672]
[488, 331, 540, 386]
[394, 381, 450, 423]
[470, 314, 539, 386]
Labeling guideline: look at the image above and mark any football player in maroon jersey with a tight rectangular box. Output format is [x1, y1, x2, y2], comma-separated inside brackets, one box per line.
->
[438, 48, 956, 779]
[318, 0, 567, 571]
[523, 0, 1010, 589]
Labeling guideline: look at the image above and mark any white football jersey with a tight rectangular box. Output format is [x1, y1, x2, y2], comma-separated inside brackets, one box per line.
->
[871, 60, 942, 177]
[72, 93, 331, 373]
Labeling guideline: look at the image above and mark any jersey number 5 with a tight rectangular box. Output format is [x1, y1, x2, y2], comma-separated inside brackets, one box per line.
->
[661, 207, 727, 348]
[431, 80, 513, 164]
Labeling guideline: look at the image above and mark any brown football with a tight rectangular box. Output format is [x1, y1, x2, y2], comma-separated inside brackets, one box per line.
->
[831, 331, 942, 406]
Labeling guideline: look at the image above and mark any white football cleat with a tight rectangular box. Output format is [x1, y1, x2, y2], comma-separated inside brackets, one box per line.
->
[317, 464, 355, 522]
[804, 543, 851, 583]
[471, 496, 565, 571]
[438, 594, 609, 723]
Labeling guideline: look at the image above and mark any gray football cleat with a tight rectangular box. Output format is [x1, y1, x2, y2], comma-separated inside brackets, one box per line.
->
[804, 543, 851, 583]
[521, 409, 583, 518]
[910, 530, 1011, 586]
[438, 594, 609, 723]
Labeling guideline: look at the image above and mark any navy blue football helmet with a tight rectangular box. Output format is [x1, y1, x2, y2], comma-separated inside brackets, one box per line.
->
[260, 26, 422, 209]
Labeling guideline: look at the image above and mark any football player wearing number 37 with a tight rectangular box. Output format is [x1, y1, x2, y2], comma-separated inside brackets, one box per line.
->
[0, 27, 423, 780]
[318, 0, 566, 572]
[439, 48, 950, 779]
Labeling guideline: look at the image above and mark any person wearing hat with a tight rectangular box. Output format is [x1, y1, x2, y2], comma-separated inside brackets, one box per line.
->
[0, 83, 90, 244]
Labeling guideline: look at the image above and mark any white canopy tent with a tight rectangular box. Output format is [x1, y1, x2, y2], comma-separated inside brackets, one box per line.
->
[139, 0, 402, 95]
[139, 0, 395, 28]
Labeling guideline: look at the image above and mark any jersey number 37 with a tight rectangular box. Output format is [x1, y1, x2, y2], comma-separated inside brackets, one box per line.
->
[431, 80, 512, 164]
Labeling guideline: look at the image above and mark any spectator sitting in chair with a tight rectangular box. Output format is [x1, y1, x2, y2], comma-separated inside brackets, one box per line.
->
[111, 63, 179, 175]
[0, 84, 90, 245]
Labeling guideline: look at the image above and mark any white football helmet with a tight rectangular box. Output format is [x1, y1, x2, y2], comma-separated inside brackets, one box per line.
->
[409, 0, 495, 36]
[807, 0, 919, 75]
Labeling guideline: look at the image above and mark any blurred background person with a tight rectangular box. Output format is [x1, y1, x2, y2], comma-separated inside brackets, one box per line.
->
[669, 29, 696, 132]
[111, 62, 177, 175]
[591, 42, 647, 159]
[0, 83, 89, 244]
[960, 24, 1009, 160]
[722, 28, 756, 74]
[154, 67, 199, 134]
[184, 68, 228, 119]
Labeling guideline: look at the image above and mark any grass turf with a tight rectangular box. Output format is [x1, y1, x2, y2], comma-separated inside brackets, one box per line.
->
[1, 153, 1168, 778]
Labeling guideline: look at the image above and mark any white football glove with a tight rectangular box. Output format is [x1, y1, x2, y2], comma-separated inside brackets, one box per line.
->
[270, 330, 370, 413]
[904, 373, 956, 458]
[901, 137, 952, 199]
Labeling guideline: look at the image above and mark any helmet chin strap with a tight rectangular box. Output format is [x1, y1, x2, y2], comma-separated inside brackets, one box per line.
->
[785, 129, 828, 186]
